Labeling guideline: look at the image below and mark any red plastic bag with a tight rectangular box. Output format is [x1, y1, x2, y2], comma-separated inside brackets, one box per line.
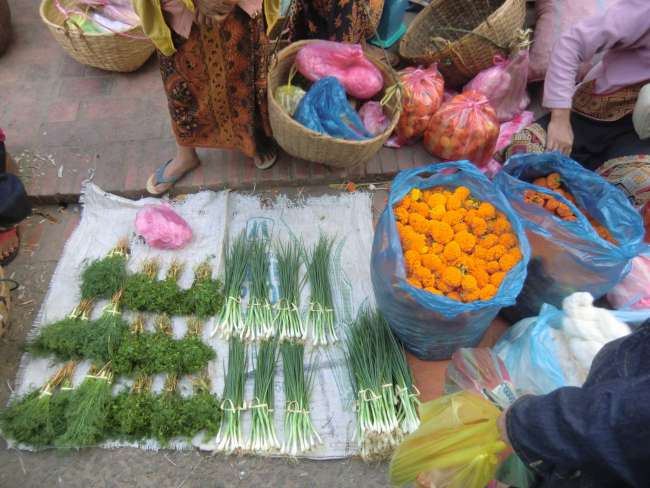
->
[395, 65, 444, 143]
[295, 41, 384, 100]
[424, 91, 500, 167]
[464, 50, 531, 122]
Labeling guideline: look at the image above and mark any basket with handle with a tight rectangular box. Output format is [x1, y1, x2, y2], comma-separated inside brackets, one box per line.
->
[267, 40, 402, 169]
[399, 0, 526, 88]
[40, 0, 155, 73]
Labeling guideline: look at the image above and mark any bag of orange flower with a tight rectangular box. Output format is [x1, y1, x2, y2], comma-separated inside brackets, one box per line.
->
[423, 91, 500, 167]
[495, 153, 646, 323]
[371, 161, 531, 360]
[394, 65, 444, 144]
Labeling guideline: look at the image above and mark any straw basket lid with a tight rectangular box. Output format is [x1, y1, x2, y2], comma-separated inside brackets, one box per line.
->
[399, 0, 526, 87]
[40, 0, 155, 73]
[267, 40, 402, 169]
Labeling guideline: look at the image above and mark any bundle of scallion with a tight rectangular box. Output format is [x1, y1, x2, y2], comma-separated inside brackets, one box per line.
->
[248, 339, 280, 452]
[275, 240, 305, 342]
[213, 232, 251, 339]
[80, 239, 129, 301]
[305, 235, 338, 347]
[215, 337, 248, 453]
[280, 343, 321, 456]
[242, 236, 275, 342]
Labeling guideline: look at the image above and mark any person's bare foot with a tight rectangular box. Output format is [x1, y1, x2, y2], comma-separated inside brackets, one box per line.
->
[0, 227, 19, 266]
[147, 145, 200, 196]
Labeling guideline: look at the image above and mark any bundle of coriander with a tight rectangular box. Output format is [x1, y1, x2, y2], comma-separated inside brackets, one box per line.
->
[121, 259, 183, 316]
[183, 261, 224, 319]
[214, 232, 251, 339]
[305, 235, 338, 347]
[249, 339, 280, 452]
[215, 337, 248, 453]
[108, 373, 155, 442]
[80, 239, 129, 301]
[280, 343, 321, 456]
[242, 235, 275, 342]
[275, 240, 305, 342]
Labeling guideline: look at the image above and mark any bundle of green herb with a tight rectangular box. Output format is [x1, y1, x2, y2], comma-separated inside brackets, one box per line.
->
[121, 259, 179, 315]
[57, 363, 113, 448]
[242, 236, 275, 342]
[213, 232, 250, 339]
[280, 343, 321, 456]
[150, 373, 187, 445]
[183, 261, 224, 319]
[248, 339, 280, 452]
[305, 235, 338, 347]
[107, 373, 155, 442]
[275, 240, 305, 342]
[81, 291, 129, 364]
[182, 373, 222, 441]
[215, 337, 247, 453]
[0, 362, 76, 447]
[80, 240, 129, 300]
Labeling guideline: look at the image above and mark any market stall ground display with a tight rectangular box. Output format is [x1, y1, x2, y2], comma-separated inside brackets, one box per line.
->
[3, 184, 376, 459]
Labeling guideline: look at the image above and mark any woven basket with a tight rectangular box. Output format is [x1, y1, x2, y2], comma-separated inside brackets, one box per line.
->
[0, 266, 10, 338]
[267, 40, 401, 169]
[399, 0, 526, 87]
[40, 0, 155, 73]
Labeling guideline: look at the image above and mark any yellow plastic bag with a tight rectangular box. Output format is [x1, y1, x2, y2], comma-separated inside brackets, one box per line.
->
[389, 391, 506, 487]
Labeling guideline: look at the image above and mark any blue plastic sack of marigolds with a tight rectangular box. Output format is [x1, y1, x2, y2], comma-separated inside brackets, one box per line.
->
[495, 153, 646, 323]
[371, 161, 531, 360]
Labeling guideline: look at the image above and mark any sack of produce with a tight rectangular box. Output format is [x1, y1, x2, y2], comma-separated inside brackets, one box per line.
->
[607, 255, 650, 310]
[274, 66, 306, 117]
[390, 391, 506, 488]
[395, 65, 444, 143]
[295, 41, 384, 99]
[495, 153, 646, 321]
[294, 77, 371, 140]
[371, 162, 530, 360]
[423, 91, 499, 167]
[495, 292, 631, 395]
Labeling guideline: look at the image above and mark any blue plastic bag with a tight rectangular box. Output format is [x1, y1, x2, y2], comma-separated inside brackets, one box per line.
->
[371, 161, 531, 360]
[495, 153, 646, 322]
[294, 77, 371, 140]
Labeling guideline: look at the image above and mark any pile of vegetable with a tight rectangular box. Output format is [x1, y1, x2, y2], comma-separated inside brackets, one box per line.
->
[523, 172, 617, 244]
[394, 186, 523, 302]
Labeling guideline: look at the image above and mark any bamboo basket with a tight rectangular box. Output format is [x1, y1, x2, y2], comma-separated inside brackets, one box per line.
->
[0, 266, 10, 338]
[40, 0, 155, 73]
[267, 40, 401, 169]
[399, 0, 526, 87]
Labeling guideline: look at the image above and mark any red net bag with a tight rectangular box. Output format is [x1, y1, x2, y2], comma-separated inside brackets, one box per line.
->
[395, 65, 444, 143]
[424, 91, 500, 167]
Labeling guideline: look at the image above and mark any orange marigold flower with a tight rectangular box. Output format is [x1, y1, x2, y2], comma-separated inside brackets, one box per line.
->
[404, 249, 421, 271]
[437, 280, 453, 293]
[464, 209, 478, 222]
[412, 215, 430, 235]
[509, 248, 523, 262]
[429, 204, 446, 221]
[421, 253, 444, 273]
[407, 277, 422, 289]
[443, 210, 463, 226]
[456, 254, 474, 271]
[486, 244, 507, 261]
[443, 241, 461, 263]
[430, 242, 444, 254]
[442, 266, 462, 287]
[432, 221, 454, 244]
[427, 193, 447, 208]
[408, 212, 425, 227]
[447, 291, 462, 301]
[499, 253, 519, 272]
[410, 188, 422, 201]
[499, 233, 517, 249]
[474, 269, 490, 288]
[493, 217, 512, 235]
[477, 202, 496, 219]
[479, 284, 497, 301]
[394, 207, 409, 223]
[461, 275, 478, 292]
[413, 265, 432, 281]
[454, 186, 471, 202]
[474, 246, 488, 260]
[462, 291, 481, 302]
[400, 195, 412, 210]
[490, 271, 506, 287]
[454, 222, 469, 234]
[422, 274, 436, 289]
[411, 201, 430, 217]
[464, 197, 480, 210]
[486, 260, 501, 274]
[470, 216, 488, 236]
[446, 194, 462, 211]
[454, 231, 477, 253]
[479, 234, 499, 249]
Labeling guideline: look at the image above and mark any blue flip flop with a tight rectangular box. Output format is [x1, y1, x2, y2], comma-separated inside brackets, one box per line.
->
[146, 159, 191, 196]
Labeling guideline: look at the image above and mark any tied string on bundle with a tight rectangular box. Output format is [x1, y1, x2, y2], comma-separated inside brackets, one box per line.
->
[220, 398, 249, 413]
[285, 400, 310, 416]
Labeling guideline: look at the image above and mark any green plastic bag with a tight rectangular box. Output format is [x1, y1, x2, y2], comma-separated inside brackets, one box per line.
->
[274, 65, 306, 117]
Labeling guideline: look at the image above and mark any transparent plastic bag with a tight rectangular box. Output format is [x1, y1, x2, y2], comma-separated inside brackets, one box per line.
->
[359, 101, 389, 136]
[395, 65, 444, 143]
[135, 204, 193, 250]
[390, 391, 506, 487]
[295, 41, 384, 99]
[423, 91, 500, 167]
[274, 66, 306, 117]
[607, 255, 650, 310]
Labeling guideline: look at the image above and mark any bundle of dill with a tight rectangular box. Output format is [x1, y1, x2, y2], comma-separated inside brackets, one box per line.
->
[82, 292, 129, 364]
[242, 236, 275, 342]
[183, 261, 224, 319]
[214, 232, 251, 339]
[281, 343, 321, 456]
[249, 339, 280, 452]
[57, 363, 113, 448]
[215, 337, 248, 453]
[305, 235, 338, 347]
[275, 240, 305, 342]
[80, 240, 129, 300]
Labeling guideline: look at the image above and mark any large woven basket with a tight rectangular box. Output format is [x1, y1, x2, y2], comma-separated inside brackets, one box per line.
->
[0, 266, 11, 338]
[40, 0, 155, 73]
[399, 0, 525, 87]
[268, 40, 401, 169]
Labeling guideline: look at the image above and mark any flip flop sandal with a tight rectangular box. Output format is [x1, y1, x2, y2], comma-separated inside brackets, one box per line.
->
[146, 159, 195, 196]
[0, 227, 19, 267]
[254, 145, 279, 170]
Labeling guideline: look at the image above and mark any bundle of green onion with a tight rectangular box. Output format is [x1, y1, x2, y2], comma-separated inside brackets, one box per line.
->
[275, 240, 305, 342]
[215, 337, 248, 453]
[280, 343, 321, 456]
[213, 232, 250, 339]
[305, 235, 338, 347]
[248, 339, 280, 452]
[242, 236, 275, 342]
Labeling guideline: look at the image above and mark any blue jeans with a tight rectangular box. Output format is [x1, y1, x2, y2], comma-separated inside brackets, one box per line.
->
[506, 320, 650, 488]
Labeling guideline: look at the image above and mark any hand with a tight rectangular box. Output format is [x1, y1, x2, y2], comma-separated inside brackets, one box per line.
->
[546, 109, 574, 155]
[195, 0, 237, 25]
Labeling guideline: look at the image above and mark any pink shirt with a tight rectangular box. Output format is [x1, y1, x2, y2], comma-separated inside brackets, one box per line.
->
[543, 0, 650, 109]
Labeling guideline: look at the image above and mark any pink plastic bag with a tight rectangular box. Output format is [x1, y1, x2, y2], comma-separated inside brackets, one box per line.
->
[295, 41, 384, 100]
[482, 110, 535, 178]
[607, 256, 650, 310]
[359, 101, 389, 136]
[464, 50, 531, 122]
[135, 204, 193, 250]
